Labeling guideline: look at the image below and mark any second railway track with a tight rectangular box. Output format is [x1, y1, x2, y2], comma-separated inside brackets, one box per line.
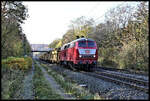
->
[80, 70, 149, 93]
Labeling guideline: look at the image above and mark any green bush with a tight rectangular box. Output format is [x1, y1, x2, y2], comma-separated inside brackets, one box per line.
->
[116, 40, 148, 72]
[24, 57, 33, 69]
[2, 56, 32, 70]
[101, 59, 118, 68]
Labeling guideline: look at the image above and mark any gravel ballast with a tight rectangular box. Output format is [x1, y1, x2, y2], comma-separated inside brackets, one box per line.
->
[48, 64, 148, 100]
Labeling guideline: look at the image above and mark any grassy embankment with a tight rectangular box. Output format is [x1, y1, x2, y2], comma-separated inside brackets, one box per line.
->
[40, 62, 103, 100]
[1, 56, 32, 99]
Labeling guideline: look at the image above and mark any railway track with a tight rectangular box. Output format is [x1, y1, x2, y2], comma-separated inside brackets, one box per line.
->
[80, 70, 149, 93]
[97, 66, 148, 76]
[96, 70, 148, 85]
[38, 59, 149, 93]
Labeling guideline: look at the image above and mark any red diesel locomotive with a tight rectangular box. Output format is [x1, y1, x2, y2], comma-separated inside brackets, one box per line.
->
[59, 37, 98, 71]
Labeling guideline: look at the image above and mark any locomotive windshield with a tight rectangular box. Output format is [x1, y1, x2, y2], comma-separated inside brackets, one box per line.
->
[78, 41, 96, 47]
[78, 41, 86, 47]
[87, 41, 96, 47]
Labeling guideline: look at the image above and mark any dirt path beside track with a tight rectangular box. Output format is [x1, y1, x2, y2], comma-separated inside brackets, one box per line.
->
[35, 61, 76, 99]
[21, 61, 35, 99]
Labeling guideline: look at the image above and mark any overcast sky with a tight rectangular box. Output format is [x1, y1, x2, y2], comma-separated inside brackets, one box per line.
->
[21, 1, 139, 44]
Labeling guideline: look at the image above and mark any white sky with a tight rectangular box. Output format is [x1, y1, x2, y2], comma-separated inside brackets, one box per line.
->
[21, 1, 139, 44]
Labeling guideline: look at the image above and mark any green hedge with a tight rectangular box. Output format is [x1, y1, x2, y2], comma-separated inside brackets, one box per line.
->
[2, 56, 32, 70]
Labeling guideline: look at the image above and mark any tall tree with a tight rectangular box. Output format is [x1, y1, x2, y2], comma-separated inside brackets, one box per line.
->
[70, 16, 95, 38]
[1, 1, 30, 58]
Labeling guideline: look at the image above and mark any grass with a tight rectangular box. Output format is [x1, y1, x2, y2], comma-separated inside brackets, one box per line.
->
[33, 62, 63, 99]
[1, 56, 33, 99]
[1, 64, 28, 99]
[40, 62, 103, 100]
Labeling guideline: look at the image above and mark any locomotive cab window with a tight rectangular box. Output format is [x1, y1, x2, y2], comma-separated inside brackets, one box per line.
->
[78, 41, 86, 47]
[87, 41, 96, 47]
[64, 45, 67, 49]
[67, 44, 70, 48]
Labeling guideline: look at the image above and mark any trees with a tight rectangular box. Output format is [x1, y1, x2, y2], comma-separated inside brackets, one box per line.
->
[61, 29, 75, 45]
[48, 2, 148, 72]
[48, 16, 95, 49]
[2, 1, 28, 24]
[88, 2, 148, 71]
[70, 16, 95, 38]
[1, 1, 31, 59]
[48, 38, 62, 48]
[100, 2, 148, 71]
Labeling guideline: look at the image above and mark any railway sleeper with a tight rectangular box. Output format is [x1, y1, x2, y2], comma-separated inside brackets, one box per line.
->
[87, 72, 149, 93]
[95, 71, 149, 87]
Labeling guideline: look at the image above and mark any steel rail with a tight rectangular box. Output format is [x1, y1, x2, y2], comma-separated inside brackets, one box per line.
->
[80, 71, 149, 93]
[95, 71, 149, 87]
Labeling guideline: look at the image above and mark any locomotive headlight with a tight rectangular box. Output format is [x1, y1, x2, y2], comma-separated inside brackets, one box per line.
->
[79, 55, 82, 58]
[93, 55, 96, 57]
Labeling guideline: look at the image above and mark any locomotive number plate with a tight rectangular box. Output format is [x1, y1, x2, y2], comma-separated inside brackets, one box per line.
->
[85, 50, 90, 54]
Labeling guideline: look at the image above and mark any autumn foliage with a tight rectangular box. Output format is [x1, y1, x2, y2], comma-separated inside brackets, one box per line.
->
[48, 2, 149, 72]
[2, 57, 32, 70]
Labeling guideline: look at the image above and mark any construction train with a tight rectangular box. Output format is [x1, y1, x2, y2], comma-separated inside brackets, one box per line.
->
[39, 37, 98, 71]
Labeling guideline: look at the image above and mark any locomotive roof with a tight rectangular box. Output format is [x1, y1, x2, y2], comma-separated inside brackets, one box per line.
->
[64, 38, 95, 46]
[61, 38, 95, 50]
[72, 38, 95, 43]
